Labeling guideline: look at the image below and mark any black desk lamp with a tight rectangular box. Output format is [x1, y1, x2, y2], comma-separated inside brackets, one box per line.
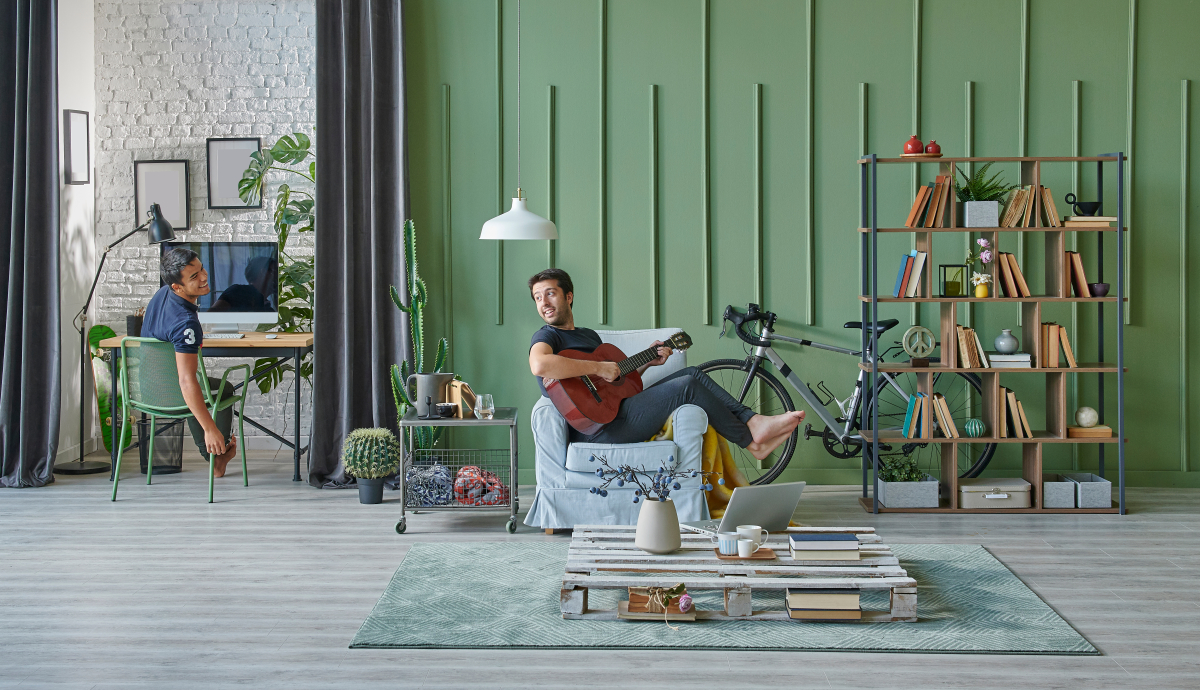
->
[55, 203, 176, 475]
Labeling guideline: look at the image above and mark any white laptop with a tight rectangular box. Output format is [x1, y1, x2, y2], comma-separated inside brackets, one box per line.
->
[680, 481, 806, 537]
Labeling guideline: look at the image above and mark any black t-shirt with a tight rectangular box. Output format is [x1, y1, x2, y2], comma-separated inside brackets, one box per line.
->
[530, 325, 602, 397]
[142, 284, 203, 354]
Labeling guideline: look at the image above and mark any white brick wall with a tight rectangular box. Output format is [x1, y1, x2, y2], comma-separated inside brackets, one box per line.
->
[94, 0, 316, 444]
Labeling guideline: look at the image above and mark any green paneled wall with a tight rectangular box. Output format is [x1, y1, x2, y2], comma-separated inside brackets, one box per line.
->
[403, 0, 1200, 487]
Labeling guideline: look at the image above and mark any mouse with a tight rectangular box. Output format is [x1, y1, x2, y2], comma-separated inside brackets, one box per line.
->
[265, 334, 278, 339]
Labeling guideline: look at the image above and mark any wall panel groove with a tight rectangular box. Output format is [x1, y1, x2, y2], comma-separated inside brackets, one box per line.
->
[804, 0, 814, 325]
[650, 83, 660, 328]
[1182, 78, 1190, 472]
[910, 0, 921, 326]
[701, 0, 712, 325]
[442, 83, 454, 368]
[753, 83, 763, 305]
[1071, 79, 1081, 471]
[495, 0, 504, 325]
[547, 84, 556, 268]
[598, 0, 608, 324]
[1125, 0, 1137, 325]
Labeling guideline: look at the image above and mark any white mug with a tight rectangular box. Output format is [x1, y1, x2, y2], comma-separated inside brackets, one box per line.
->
[737, 538, 761, 558]
[737, 524, 769, 550]
[715, 531, 739, 555]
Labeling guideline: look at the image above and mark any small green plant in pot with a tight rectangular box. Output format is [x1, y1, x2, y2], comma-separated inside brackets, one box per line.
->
[342, 428, 402, 504]
[954, 162, 1017, 227]
[876, 455, 939, 508]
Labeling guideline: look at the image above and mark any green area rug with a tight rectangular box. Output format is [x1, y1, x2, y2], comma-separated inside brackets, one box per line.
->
[351, 542, 1097, 654]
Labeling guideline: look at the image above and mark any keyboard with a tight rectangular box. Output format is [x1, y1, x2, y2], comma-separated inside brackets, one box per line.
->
[203, 333, 245, 339]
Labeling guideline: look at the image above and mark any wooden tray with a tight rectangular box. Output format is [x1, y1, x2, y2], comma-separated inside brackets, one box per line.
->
[714, 547, 777, 561]
[900, 152, 943, 158]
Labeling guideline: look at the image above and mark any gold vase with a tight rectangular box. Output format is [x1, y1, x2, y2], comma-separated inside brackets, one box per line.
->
[974, 283, 989, 298]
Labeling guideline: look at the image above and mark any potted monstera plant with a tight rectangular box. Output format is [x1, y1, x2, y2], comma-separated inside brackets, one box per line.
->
[955, 162, 1017, 227]
[875, 455, 939, 508]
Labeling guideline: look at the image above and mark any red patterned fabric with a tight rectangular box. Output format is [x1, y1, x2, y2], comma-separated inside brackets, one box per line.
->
[453, 465, 510, 506]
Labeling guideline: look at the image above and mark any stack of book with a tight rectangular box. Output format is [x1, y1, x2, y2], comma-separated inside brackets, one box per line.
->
[1039, 322, 1079, 368]
[987, 351, 1033, 368]
[627, 587, 688, 614]
[892, 250, 928, 297]
[904, 175, 952, 228]
[999, 387, 1035, 438]
[1000, 185, 1061, 227]
[789, 533, 860, 561]
[996, 252, 1032, 297]
[955, 325, 990, 368]
[903, 392, 960, 439]
[1063, 215, 1115, 228]
[786, 588, 862, 621]
[1065, 250, 1092, 297]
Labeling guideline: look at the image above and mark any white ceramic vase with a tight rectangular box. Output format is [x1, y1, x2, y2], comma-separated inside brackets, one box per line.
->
[994, 329, 1019, 354]
[634, 498, 681, 554]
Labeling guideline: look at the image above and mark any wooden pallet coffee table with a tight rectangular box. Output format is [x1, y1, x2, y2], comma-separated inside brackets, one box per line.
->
[560, 525, 917, 622]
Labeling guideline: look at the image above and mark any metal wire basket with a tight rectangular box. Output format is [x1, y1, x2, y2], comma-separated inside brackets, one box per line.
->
[404, 448, 512, 509]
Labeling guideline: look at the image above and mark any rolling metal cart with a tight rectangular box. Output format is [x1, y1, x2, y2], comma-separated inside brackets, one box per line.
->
[396, 407, 519, 534]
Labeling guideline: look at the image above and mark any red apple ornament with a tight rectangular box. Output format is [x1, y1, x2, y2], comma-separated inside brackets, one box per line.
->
[904, 135, 924, 154]
[925, 140, 941, 155]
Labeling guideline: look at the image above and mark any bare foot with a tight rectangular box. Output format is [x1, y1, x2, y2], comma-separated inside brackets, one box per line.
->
[747, 414, 804, 460]
[212, 435, 238, 478]
[746, 410, 806, 445]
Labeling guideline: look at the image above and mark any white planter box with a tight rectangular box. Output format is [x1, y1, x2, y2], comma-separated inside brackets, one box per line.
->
[877, 474, 939, 508]
[962, 201, 999, 227]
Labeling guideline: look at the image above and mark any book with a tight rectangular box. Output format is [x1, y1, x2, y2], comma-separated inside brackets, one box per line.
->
[934, 393, 960, 438]
[998, 188, 1020, 226]
[790, 534, 860, 549]
[787, 608, 863, 620]
[1001, 188, 1027, 227]
[1064, 220, 1115, 227]
[998, 387, 1008, 438]
[902, 394, 918, 438]
[990, 360, 1034, 369]
[987, 351, 1032, 362]
[1068, 215, 1117, 221]
[790, 549, 862, 561]
[1016, 400, 1034, 438]
[905, 186, 932, 228]
[918, 184, 937, 226]
[1040, 322, 1049, 367]
[926, 176, 946, 228]
[921, 392, 933, 439]
[786, 589, 861, 610]
[970, 328, 990, 368]
[1048, 323, 1061, 368]
[1041, 186, 1060, 227]
[906, 393, 926, 439]
[1021, 185, 1037, 227]
[1007, 253, 1032, 296]
[893, 253, 913, 298]
[1059, 325, 1078, 367]
[1006, 388, 1024, 438]
[905, 251, 927, 298]
[628, 587, 687, 614]
[998, 251, 1017, 297]
[930, 390, 951, 437]
[1067, 425, 1113, 438]
[936, 176, 952, 227]
[1069, 251, 1091, 297]
[956, 325, 975, 369]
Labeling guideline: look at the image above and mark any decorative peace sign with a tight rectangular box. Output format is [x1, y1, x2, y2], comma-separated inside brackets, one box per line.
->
[902, 325, 936, 359]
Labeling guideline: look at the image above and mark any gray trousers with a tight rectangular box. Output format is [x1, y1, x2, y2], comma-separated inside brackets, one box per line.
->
[568, 366, 756, 448]
[187, 377, 235, 458]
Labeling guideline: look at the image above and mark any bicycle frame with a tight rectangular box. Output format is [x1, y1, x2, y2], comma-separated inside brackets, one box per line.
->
[738, 323, 910, 444]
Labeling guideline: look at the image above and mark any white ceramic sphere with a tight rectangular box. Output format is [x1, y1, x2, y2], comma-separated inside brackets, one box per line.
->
[1075, 406, 1099, 428]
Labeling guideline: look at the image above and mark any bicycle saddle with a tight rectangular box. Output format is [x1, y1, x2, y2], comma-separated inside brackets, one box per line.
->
[843, 318, 899, 335]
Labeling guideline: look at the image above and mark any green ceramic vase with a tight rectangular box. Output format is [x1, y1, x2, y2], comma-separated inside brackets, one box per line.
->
[963, 418, 986, 438]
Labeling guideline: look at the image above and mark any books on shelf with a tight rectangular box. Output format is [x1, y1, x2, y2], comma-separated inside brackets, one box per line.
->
[789, 534, 860, 551]
[1066, 251, 1091, 297]
[999, 387, 1035, 439]
[905, 186, 932, 228]
[987, 351, 1032, 368]
[926, 175, 950, 228]
[1040, 186, 1061, 227]
[1039, 322, 1078, 368]
[906, 251, 927, 297]
[1006, 253, 1031, 296]
[1021, 185, 1038, 227]
[903, 392, 932, 439]
[1064, 215, 1115, 227]
[931, 392, 960, 438]
[955, 325, 989, 368]
[891, 250, 927, 298]
[786, 588, 862, 620]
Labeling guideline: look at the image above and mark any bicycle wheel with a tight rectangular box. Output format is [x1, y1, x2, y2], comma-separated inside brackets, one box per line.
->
[865, 364, 996, 479]
[694, 358, 797, 485]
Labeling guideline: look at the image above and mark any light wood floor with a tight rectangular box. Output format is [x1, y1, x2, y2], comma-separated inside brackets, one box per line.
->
[2, 450, 1197, 689]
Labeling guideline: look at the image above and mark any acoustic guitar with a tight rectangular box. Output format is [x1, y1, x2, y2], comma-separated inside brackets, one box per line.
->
[543, 331, 694, 434]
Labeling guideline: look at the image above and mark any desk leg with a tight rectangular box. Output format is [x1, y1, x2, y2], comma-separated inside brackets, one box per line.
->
[110, 351, 119, 481]
[293, 347, 302, 482]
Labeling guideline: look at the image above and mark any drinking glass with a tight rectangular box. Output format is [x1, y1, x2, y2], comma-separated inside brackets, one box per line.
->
[474, 394, 495, 420]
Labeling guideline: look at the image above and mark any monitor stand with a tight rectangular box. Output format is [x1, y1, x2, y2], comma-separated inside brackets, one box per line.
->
[206, 323, 241, 334]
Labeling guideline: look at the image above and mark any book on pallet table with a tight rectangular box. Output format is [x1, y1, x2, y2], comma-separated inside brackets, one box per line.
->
[789, 534, 860, 551]
[786, 588, 862, 621]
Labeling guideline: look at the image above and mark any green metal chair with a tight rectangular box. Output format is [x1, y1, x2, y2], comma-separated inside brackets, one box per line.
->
[111, 337, 251, 503]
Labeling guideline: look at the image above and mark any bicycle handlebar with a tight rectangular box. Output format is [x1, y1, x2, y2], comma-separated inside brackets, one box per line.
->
[722, 304, 775, 348]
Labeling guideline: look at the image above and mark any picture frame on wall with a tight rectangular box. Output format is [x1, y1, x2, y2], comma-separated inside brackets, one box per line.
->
[134, 159, 190, 231]
[206, 137, 262, 209]
[63, 109, 90, 185]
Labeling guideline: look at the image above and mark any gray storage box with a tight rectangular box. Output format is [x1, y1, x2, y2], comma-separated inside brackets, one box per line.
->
[1062, 473, 1113, 509]
[959, 477, 1032, 509]
[877, 474, 940, 508]
[1042, 473, 1076, 508]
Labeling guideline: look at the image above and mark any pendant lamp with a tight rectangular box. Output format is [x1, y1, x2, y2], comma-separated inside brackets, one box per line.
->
[480, 0, 557, 241]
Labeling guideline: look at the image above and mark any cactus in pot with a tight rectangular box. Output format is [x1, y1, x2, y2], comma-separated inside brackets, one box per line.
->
[342, 428, 402, 504]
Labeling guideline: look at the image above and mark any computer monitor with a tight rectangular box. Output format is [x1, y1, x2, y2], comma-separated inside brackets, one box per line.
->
[162, 241, 279, 331]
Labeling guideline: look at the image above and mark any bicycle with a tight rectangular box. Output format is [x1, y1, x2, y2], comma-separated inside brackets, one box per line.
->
[696, 303, 997, 485]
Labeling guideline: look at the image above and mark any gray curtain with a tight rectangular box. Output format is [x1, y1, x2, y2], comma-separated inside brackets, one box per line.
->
[0, 0, 61, 488]
[310, 0, 411, 487]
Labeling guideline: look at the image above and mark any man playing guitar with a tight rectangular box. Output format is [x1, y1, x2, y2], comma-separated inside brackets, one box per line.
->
[527, 269, 803, 460]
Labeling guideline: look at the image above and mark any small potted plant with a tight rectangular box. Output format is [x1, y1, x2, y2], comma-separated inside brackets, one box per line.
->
[589, 454, 720, 554]
[876, 455, 939, 508]
[955, 162, 1017, 227]
[965, 238, 994, 297]
[342, 428, 402, 504]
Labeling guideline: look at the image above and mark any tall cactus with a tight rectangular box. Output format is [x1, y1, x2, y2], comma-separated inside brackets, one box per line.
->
[389, 219, 449, 451]
[341, 428, 402, 479]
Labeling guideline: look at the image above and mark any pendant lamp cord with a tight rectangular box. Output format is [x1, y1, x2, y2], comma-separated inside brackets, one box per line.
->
[516, 0, 521, 194]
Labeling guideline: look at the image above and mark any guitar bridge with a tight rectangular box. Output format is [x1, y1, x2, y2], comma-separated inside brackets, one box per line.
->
[580, 375, 603, 403]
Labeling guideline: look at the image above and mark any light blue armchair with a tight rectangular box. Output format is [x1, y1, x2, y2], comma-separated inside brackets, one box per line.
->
[523, 328, 711, 531]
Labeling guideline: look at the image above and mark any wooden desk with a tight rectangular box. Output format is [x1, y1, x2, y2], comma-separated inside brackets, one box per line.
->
[99, 333, 315, 482]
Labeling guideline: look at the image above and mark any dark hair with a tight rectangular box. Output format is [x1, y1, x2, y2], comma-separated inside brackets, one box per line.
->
[161, 247, 200, 287]
[528, 268, 574, 299]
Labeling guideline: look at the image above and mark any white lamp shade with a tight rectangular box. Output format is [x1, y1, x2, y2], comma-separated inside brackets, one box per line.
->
[479, 197, 558, 240]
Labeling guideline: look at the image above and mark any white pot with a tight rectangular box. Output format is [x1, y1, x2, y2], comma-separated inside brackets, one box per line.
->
[634, 498, 681, 554]
[962, 200, 1000, 228]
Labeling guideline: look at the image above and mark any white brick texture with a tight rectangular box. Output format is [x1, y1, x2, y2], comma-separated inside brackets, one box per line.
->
[94, 1, 316, 442]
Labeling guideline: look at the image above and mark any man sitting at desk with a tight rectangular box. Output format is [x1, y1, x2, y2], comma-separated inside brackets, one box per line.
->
[142, 247, 239, 476]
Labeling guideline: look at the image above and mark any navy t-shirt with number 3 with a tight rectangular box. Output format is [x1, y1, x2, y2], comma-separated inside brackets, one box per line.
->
[142, 284, 203, 354]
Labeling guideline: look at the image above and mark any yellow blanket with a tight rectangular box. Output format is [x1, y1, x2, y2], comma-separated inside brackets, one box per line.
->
[650, 418, 749, 519]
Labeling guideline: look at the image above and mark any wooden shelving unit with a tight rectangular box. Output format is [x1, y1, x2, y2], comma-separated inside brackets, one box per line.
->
[857, 154, 1127, 515]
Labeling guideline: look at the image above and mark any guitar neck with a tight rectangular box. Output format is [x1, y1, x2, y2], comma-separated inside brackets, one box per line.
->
[616, 345, 665, 377]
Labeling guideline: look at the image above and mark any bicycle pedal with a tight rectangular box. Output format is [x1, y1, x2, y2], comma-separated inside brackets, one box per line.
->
[802, 423, 814, 440]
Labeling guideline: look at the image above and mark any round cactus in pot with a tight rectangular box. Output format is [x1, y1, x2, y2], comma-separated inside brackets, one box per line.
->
[342, 428, 402, 504]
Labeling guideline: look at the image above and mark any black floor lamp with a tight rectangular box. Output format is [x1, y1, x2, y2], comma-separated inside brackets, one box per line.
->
[55, 203, 176, 475]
